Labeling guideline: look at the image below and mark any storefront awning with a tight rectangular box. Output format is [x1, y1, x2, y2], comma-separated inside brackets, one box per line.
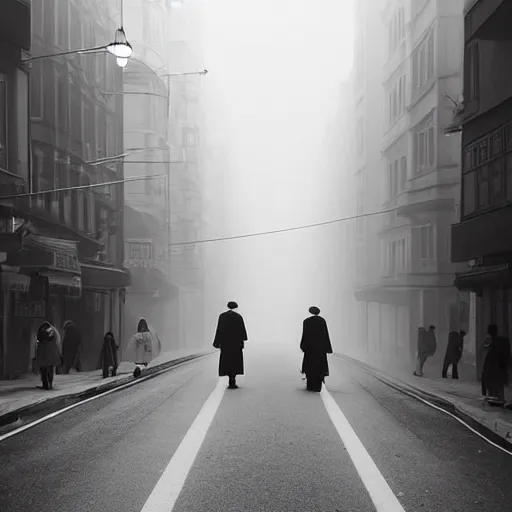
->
[0, 269, 30, 293]
[5, 234, 80, 274]
[81, 262, 131, 289]
[454, 264, 512, 294]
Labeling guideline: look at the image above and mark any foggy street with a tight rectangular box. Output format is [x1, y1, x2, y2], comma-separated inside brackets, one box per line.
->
[1, 345, 511, 512]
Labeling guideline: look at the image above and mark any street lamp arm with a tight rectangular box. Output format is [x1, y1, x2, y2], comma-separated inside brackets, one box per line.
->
[99, 89, 168, 99]
[161, 69, 208, 77]
[22, 45, 107, 62]
[85, 146, 174, 166]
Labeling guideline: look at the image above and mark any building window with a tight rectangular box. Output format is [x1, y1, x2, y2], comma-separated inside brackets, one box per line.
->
[357, 118, 364, 156]
[32, 0, 44, 37]
[464, 42, 479, 103]
[30, 61, 44, 120]
[412, 29, 435, 95]
[419, 224, 435, 260]
[388, 6, 406, 57]
[389, 75, 407, 125]
[413, 112, 435, 174]
[0, 74, 7, 170]
[55, 0, 69, 50]
[388, 156, 408, 200]
[55, 73, 69, 133]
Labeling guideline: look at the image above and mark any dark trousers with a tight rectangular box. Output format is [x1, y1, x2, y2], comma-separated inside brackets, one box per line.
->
[40, 366, 54, 390]
[442, 358, 459, 379]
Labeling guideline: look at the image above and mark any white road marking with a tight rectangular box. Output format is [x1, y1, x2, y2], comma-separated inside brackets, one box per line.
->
[0, 355, 211, 443]
[140, 378, 226, 512]
[321, 387, 407, 512]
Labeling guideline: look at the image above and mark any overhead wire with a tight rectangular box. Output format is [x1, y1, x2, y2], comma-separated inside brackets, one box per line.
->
[0, 177, 395, 246]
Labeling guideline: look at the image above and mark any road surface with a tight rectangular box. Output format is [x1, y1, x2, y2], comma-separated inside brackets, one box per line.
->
[1, 344, 511, 512]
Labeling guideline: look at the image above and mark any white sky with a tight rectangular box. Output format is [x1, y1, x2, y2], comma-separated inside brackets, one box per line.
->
[200, 0, 355, 345]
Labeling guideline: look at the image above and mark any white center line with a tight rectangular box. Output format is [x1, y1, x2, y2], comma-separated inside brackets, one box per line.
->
[140, 378, 226, 512]
[321, 387, 407, 512]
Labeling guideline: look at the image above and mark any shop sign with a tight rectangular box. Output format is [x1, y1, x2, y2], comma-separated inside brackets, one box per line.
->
[14, 300, 46, 319]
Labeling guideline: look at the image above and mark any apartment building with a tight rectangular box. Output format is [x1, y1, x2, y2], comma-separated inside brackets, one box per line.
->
[451, 0, 512, 377]
[352, 0, 467, 367]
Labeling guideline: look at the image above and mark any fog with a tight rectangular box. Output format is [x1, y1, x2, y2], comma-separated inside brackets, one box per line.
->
[199, 0, 355, 348]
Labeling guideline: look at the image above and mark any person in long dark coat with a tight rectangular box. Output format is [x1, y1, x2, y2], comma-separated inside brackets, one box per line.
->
[300, 306, 333, 392]
[62, 320, 82, 373]
[101, 331, 119, 378]
[213, 301, 248, 389]
[35, 321, 62, 390]
[481, 324, 511, 404]
[442, 330, 465, 379]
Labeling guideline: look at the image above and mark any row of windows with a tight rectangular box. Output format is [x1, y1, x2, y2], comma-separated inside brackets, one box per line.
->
[382, 225, 435, 277]
[412, 29, 435, 95]
[30, 59, 119, 161]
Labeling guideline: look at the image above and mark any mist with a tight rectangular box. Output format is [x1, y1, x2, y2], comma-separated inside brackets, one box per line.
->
[200, 0, 355, 349]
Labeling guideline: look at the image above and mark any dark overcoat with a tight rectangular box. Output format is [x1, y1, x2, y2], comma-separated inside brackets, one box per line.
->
[300, 315, 333, 377]
[482, 335, 511, 394]
[444, 331, 463, 363]
[102, 335, 118, 369]
[213, 310, 247, 377]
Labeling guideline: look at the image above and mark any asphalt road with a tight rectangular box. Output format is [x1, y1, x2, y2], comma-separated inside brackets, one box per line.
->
[1, 344, 511, 512]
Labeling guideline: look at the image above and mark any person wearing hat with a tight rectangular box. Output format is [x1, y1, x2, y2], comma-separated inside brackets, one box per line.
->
[213, 301, 248, 389]
[300, 306, 333, 392]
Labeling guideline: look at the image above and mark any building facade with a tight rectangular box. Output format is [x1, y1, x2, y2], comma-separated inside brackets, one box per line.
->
[0, 0, 32, 378]
[122, 0, 177, 347]
[352, 0, 467, 368]
[451, 0, 512, 377]
[0, 0, 129, 378]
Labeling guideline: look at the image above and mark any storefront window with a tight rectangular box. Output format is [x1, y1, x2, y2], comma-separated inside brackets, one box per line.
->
[463, 171, 476, 216]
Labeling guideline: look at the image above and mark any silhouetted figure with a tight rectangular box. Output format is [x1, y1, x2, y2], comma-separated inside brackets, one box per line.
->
[414, 325, 436, 377]
[442, 330, 465, 379]
[35, 321, 62, 390]
[213, 301, 248, 389]
[101, 331, 119, 378]
[62, 320, 81, 374]
[481, 324, 511, 405]
[300, 306, 333, 392]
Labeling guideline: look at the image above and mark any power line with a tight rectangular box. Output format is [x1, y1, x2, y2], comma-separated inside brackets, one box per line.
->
[0, 177, 396, 247]
[0, 174, 167, 201]
[169, 206, 396, 246]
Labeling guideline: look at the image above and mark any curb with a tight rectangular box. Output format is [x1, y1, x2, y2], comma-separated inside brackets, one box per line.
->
[0, 351, 215, 431]
[335, 353, 512, 453]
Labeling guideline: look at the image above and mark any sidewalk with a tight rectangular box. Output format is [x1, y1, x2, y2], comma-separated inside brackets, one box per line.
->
[0, 348, 214, 423]
[336, 352, 512, 448]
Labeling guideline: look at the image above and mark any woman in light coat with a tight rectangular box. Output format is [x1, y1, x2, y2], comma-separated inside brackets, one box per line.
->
[125, 318, 162, 378]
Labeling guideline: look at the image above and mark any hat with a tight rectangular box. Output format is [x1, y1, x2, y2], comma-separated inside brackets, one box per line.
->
[227, 301, 238, 310]
[309, 306, 320, 315]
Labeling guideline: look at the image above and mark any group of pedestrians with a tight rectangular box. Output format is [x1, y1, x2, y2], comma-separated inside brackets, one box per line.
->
[212, 302, 333, 392]
[33, 317, 161, 390]
[414, 323, 511, 406]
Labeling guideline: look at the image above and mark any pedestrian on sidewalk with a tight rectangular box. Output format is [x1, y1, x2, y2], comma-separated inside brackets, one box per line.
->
[101, 331, 119, 378]
[62, 320, 82, 374]
[442, 330, 465, 379]
[126, 318, 162, 378]
[213, 301, 248, 389]
[414, 325, 437, 377]
[35, 321, 62, 390]
[481, 324, 511, 405]
[300, 306, 333, 392]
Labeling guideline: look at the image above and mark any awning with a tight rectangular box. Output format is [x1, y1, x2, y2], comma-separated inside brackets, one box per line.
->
[128, 267, 178, 301]
[0, 270, 30, 293]
[40, 272, 82, 298]
[454, 264, 512, 293]
[5, 234, 80, 274]
[81, 262, 131, 289]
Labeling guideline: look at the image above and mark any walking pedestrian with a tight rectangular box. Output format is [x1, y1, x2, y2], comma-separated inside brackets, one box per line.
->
[213, 301, 248, 389]
[101, 331, 119, 378]
[481, 324, 511, 405]
[414, 325, 436, 377]
[442, 330, 465, 379]
[62, 320, 82, 374]
[300, 306, 333, 392]
[35, 321, 62, 390]
[126, 318, 162, 378]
